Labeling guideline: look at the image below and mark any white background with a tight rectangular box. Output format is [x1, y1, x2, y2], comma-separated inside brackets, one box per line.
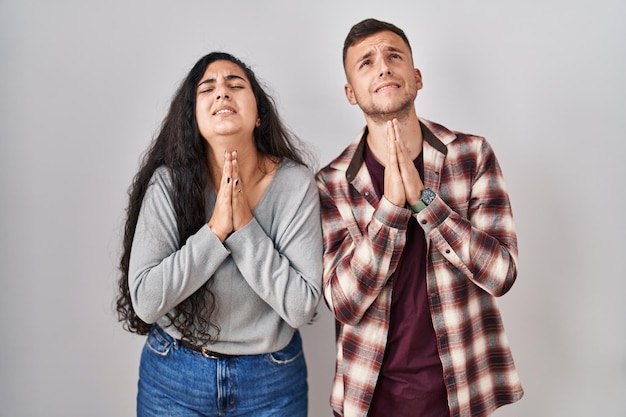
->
[1, 1, 625, 416]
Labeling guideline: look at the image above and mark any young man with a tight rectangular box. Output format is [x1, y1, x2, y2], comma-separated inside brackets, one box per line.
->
[316, 19, 523, 417]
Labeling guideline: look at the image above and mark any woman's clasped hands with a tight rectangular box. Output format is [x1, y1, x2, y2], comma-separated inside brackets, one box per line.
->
[208, 150, 254, 242]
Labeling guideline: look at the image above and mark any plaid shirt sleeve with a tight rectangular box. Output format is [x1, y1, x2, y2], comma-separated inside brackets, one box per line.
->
[315, 180, 410, 324]
[419, 131, 518, 297]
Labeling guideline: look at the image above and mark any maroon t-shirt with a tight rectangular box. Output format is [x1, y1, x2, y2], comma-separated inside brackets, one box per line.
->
[364, 142, 449, 417]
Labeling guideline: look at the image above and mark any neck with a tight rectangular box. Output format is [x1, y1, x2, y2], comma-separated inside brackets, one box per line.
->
[207, 135, 264, 189]
[365, 111, 423, 165]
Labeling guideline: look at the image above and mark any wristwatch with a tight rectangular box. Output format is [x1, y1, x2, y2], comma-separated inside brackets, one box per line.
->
[410, 188, 436, 213]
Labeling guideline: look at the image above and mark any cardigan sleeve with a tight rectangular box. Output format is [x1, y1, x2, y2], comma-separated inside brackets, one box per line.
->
[128, 168, 230, 324]
[225, 164, 323, 329]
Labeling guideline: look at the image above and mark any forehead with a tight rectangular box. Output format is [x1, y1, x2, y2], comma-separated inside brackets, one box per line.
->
[200, 60, 249, 82]
[346, 30, 412, 61]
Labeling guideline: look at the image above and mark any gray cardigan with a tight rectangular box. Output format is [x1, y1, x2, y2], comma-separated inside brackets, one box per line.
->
[128, 160, 323, 354]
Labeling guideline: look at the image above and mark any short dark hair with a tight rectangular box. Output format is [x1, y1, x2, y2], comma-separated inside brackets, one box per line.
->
[342, 18, 412, 68]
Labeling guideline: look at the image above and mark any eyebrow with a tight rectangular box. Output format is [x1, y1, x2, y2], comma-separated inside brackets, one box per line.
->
[197, 74, 247, 88]
[356, 46, 405, 63]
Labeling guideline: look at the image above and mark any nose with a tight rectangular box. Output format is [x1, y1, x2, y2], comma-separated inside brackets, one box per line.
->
[378, 61, 391, 77]
[215, 84, 230, 101]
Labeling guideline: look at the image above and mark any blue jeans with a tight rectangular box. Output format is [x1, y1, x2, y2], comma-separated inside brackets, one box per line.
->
[137, 325, 308, 416]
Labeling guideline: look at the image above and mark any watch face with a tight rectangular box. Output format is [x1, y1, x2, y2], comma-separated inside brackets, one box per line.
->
[421, 188, 436, 205]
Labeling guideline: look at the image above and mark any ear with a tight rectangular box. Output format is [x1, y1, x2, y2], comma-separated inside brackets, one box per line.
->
[344, 83, 358, 105]
[414, 68, 423, 91]
[255, 117, 261, 127]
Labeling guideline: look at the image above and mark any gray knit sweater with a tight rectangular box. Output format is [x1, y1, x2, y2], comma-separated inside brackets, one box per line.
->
[128, 160, 323, 354]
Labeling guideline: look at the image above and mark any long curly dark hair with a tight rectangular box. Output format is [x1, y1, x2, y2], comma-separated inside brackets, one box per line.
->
[116, 52, 310, 343]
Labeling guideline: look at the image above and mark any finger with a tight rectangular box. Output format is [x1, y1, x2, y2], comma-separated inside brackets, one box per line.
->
[387, 120, 396, 150]
[392, 119, 407, 161]
[387, 131, 399, 170]
[391, 119, 412, 172]
[231, 156, 242, 201]
[231, 151, 239, 185]
[392, 118, 400, 139]
[208, 152, 234, 241]
[230, 154, 253, 230]
[224, 152, 233, 196]
[392, 123, 424, 204]
[386, 120, 401, 177]
[230, 152, 241, 196]
[215, 151, 231, 201]
[394, 128, 410, 168]
[385, 141, 405, 201]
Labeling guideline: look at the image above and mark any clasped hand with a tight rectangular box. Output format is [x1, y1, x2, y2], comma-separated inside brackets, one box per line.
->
[208, 150, 254, 242]
[383, 119, 425, 208]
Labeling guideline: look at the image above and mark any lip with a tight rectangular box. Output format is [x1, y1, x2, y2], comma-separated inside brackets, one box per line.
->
[212, 105, 236, 116]
[374, 82, 400, 93]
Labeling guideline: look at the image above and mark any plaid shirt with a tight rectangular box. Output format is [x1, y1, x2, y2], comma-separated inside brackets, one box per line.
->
[316, 119, 523, 417]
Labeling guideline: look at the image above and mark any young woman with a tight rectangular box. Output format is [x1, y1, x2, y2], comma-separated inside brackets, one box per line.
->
[116, 52, 322, 416]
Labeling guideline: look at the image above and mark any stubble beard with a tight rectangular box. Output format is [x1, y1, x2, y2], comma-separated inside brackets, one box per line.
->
[360, 92, 417, 124]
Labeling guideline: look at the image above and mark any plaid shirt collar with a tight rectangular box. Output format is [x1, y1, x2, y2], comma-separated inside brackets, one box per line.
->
[340, 119, 451, 184]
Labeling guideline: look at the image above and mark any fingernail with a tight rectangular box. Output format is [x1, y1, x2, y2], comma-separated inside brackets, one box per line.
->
[234, 179, 239, 186]
[227, 177, 231, 184]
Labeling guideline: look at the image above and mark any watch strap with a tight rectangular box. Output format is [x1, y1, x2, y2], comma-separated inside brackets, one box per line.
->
[410, 200, 427, 213]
